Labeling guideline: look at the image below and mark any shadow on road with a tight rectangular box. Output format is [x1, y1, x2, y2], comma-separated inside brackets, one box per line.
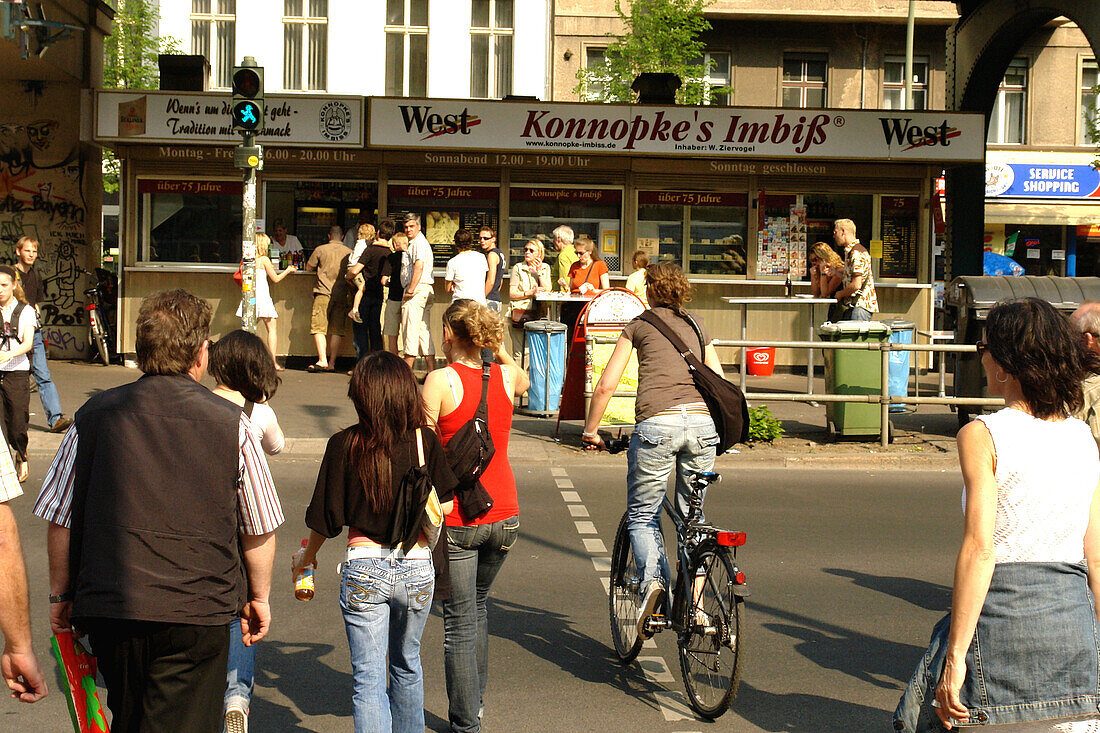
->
[752, 601, 922, 690]
[732, 682, 892, 732]
[823, 567, 951, 612]
[249, 639, 352, 729]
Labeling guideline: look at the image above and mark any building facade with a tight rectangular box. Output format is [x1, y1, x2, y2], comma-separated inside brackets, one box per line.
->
[0, 0, 113, 358]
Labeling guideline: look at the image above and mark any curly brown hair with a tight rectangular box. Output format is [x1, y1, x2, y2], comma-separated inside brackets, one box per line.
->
[645, 261, 692, 310]
[443, 299, 504, 351]
[985, 298, 1098, 419]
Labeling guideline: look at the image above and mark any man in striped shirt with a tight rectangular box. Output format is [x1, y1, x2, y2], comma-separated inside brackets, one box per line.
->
[33, 289, 283, 731]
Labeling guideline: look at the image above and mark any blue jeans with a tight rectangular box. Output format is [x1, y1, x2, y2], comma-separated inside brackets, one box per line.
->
[341, 555, 434, 733]
[442, 517, 520, 733]
[842, 306, 873, 321]
[223, 626, 254, 715]
[626, 409, 718, 588]
[31, 330, 62, 426]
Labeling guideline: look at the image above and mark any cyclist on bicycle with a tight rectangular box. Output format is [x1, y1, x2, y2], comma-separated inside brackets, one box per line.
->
[582, 262, 725, 637]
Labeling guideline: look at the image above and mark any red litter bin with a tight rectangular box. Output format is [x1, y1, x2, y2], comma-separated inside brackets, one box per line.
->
[746, 347, 775, 376]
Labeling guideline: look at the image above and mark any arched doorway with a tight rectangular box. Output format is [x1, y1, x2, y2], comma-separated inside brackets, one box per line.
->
[946, 1, 1100, 276]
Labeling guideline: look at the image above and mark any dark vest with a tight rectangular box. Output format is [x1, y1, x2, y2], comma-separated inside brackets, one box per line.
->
[69, 374, 244, 625]
[487, 247, 505, 302]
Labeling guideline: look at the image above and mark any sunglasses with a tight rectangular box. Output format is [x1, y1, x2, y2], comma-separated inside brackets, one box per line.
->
[524, 247, 537, 253]
[975, 340, 987, 357]
[479, 235, 493, 241]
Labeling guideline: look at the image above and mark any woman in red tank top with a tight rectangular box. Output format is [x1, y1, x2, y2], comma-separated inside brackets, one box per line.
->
[422, 300, 529, 733]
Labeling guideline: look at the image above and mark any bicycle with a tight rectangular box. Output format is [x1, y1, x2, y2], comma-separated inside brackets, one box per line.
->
[608, 466, 749, 719]
[77, 266, 112, 365]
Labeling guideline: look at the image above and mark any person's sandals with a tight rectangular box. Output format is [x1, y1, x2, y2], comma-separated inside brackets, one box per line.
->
[16, 460, 28, 483]
[306, 363, 333, 373]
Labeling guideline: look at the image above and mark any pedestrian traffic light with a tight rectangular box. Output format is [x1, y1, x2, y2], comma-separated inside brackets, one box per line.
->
[230, 60, 264, 135]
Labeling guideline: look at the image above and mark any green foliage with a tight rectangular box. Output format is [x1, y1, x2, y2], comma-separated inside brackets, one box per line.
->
[573, 0, 729, 105]
[747, 404, 784, 443]
[102, 0, 180, 193]
[1090, 84, 1099, 170]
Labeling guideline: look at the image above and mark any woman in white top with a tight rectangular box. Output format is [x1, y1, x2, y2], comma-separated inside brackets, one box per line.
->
[444, 229, 488, 304]
[508, 238, 551, 323]
[0, 265, 35, 481]
[237, 232, 296, 371]
[208, 329, 284, 730]
[895, 297, 1100, 732]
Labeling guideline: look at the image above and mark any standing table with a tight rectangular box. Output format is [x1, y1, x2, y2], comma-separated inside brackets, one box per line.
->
[917, 329, 954, 399]
[721, 296, 836, 395]
[536, 292, 595, 323]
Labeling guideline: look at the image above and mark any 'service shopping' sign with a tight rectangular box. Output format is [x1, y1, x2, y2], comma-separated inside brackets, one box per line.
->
[368, 98, 986, 163]
[96, 90, 363, 147]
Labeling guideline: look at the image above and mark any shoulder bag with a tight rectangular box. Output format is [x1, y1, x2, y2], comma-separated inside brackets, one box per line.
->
[443, 361, 496, 520]
[415, 429, 444, 549]
[637, 309, 750, 454]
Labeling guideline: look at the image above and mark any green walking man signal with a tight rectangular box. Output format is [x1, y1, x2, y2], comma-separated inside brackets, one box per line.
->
[230, 62, 264, 134]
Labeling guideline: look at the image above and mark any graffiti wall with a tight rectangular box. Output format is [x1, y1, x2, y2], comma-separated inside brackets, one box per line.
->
[0, 81, 90, 358]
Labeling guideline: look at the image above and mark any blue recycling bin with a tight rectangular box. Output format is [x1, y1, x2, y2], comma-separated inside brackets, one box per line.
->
[525, 319, 567, 413]
[883, 318, 914, 412]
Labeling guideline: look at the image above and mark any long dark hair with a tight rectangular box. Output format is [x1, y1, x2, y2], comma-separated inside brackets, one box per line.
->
[208, 329, 280, 403]
[985, 298, 1098, 420]
[347, 351, 425, 513]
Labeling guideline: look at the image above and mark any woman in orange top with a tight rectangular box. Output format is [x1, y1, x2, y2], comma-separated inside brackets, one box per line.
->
[568, 236, 610, 295]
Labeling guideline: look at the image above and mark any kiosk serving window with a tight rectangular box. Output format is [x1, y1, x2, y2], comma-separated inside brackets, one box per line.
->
[637, 191, 748, 276]
[264, 180, 377, 254]
[139, 179, 242, 264]
[508, 187, 623, 271]
[388, 184, 499, 263]
[757, 193, 872, 279]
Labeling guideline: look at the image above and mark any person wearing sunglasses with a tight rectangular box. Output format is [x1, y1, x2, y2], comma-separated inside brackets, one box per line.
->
[479, 226, 506, 314]
[896, 298, 1100, 732]
[508, 239, 551, 326]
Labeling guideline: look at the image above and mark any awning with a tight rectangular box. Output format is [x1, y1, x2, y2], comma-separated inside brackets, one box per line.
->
[984, 200, 1100, 226]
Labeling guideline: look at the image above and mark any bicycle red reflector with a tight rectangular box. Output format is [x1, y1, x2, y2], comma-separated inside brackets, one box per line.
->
[716, 531, 746, 547]
[85, 304, 95, 311]
[735, 571, 746, 584]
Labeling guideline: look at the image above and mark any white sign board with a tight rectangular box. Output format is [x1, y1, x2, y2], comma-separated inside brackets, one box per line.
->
[95, 90, 363, 147]
[368, 98, 986, 163]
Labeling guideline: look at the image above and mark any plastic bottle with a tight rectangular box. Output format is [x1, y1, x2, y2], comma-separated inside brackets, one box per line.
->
[294, 539, 315, 601]
[785, 274, 793, 298]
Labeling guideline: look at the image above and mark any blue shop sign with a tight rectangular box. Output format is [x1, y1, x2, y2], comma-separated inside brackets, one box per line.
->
[986, 163, 1100, 199]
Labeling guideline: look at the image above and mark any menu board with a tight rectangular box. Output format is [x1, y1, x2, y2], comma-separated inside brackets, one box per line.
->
[880, 196, 918, 278]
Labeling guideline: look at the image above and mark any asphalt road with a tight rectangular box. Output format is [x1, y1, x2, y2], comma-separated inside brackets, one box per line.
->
[2, 438, 961, 732]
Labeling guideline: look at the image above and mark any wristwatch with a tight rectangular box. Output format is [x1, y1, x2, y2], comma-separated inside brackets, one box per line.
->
[49, 592, 72, 604]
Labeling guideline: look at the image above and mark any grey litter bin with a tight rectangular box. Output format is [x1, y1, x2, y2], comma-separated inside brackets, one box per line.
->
[945, 275, 1100, 426]
[881, 318, 914, 413]
[525, 319, 567, 413]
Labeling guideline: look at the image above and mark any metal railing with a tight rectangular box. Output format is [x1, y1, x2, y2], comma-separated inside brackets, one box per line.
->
[587, 336, 1005, 447]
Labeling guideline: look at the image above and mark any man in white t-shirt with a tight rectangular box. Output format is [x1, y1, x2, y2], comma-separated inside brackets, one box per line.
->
[445, 230, 488, 304]
[271, 220, 302, 258]
[400, 214, 436, 371]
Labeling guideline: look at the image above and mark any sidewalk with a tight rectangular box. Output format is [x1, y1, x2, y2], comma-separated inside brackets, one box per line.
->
[26, 359, 963, 470]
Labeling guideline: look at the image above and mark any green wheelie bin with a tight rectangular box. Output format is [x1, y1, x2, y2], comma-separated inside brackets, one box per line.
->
[817, 321, 891, 437]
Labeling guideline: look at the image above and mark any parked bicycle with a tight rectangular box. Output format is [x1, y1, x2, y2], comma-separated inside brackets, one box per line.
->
[77, 266, 115, 365]
[607, 463, 748, 719]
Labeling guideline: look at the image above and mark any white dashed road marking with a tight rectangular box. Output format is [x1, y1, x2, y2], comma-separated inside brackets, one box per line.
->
[555, 466, 700, 729]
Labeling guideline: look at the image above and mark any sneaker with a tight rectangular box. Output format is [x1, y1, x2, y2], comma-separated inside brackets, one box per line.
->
[50, 416, 73, 433]
[637, 580, 666, 640]
[225, 706, 247, 733]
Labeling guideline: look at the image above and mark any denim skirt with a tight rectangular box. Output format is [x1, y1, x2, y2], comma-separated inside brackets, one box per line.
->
[894, 562, 1100, 732]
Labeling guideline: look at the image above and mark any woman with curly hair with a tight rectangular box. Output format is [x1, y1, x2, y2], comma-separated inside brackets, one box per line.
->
[581, 261, 725, 639]
[421, 300, 529, 733]
[895, 298, 1100, 732]
[808, 241, 844, 321]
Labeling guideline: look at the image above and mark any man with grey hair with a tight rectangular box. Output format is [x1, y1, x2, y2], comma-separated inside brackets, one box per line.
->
[1070, 300, 1100, 445]
[551, 224, 576, 292]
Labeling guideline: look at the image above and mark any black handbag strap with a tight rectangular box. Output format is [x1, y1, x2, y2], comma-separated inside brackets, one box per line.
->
[474, 361, 492, 422]
[637, 309, 709, 374]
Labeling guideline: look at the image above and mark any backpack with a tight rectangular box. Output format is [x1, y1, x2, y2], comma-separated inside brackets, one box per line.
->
[443, 361, 496, 520]
[1, 301, 27, 351]
[638, 309, 750, 454]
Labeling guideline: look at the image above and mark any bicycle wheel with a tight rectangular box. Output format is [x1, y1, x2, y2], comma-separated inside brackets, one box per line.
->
[678, 546, 742, 719]
[609, 511, 643, 664]
[90, 311, 109, 365]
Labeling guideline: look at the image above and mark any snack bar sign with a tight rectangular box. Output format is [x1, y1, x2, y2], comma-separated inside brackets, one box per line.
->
[368, 98, 985, 162]
[96, 90, 362, 147]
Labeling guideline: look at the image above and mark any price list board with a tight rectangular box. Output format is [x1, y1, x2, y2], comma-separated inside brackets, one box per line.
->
[880, 196, 918, 278]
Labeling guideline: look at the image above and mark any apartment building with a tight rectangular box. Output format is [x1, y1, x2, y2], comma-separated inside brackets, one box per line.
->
[555, 0, 1099, 278]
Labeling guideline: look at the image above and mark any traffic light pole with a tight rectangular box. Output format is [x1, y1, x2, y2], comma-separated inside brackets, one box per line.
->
[239, 131, 258, 333]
